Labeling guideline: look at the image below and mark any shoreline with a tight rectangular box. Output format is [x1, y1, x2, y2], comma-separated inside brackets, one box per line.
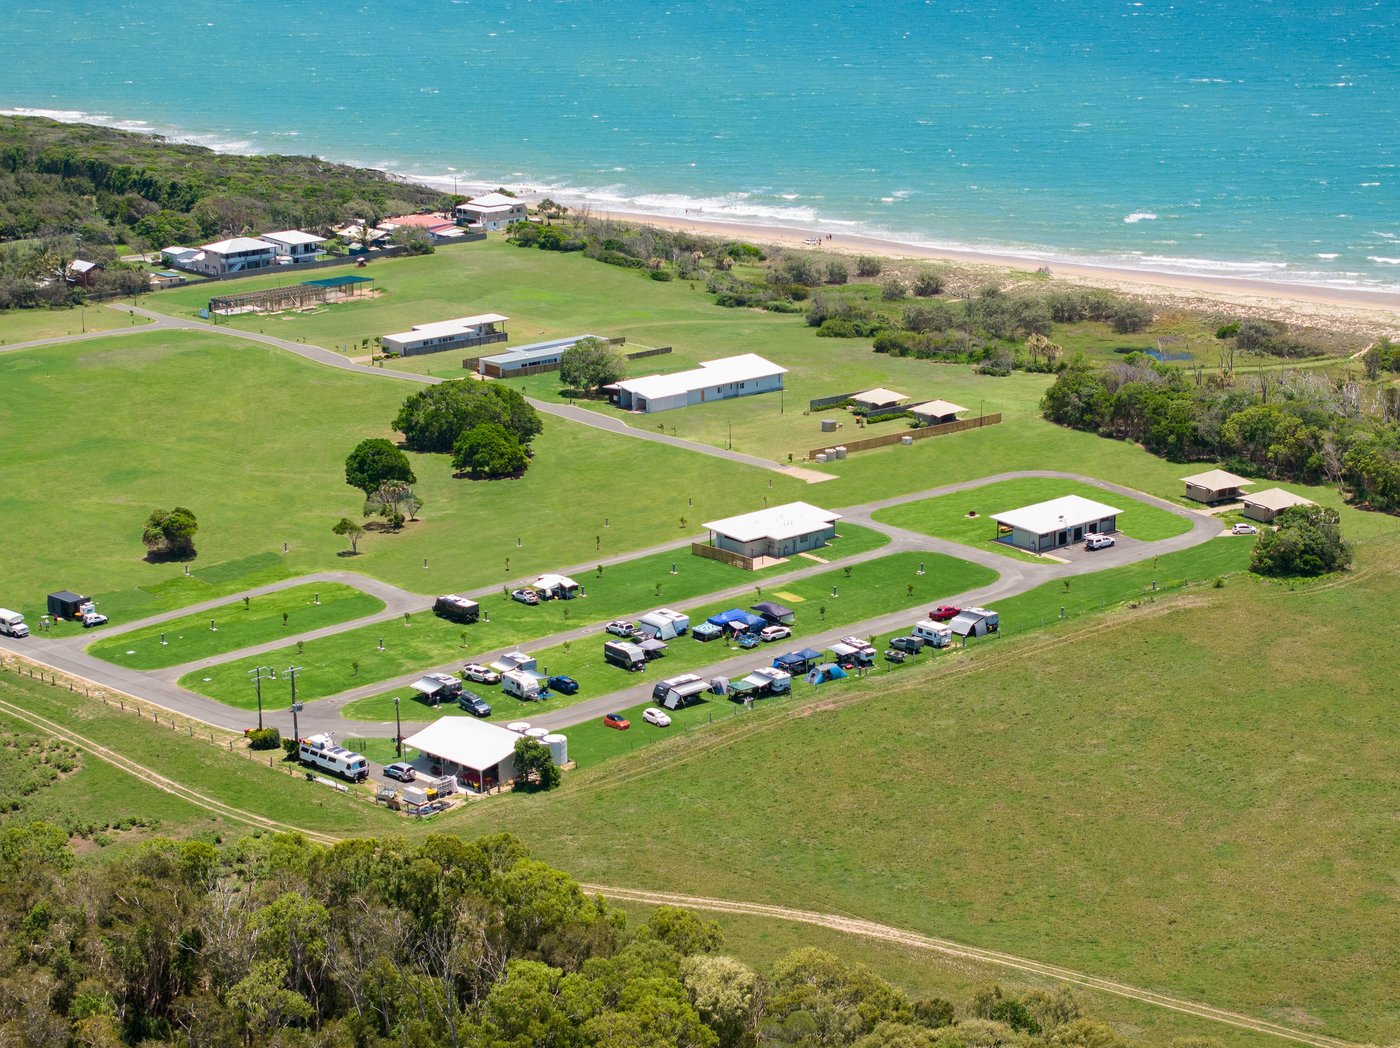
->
[575, 207, 1400, 335]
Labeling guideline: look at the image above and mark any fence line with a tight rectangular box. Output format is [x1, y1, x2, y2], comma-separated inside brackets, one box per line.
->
[806, 413, 1002, 460]
[690, 542, 759, 571]
[809, 391, 861, 411]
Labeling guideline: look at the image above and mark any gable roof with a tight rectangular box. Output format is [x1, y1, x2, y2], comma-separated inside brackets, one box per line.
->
[203, 236, 278, 254]
[462, 192, 521, 209]
[260, 229, 326, 246]
[849, 387, 908, 407]
[909, 399, 968, 417]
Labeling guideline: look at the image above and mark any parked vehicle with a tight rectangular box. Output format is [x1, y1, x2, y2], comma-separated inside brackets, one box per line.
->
[642, 707, 672, 727]
[456, 691, 492, 717]
[759, 624, 792, 643]
[0, 609, 29, 638]
[606, 620, 640, 638]
[889, 635, 925, 654]
[510, 588, 540, 606]
[411, 672, 463, 704]
[884, 649, 908, 663]
[297, 733, 369, 783]
[730, 667, 791, 701]
[384, 762, 417, 782]
[81, 610, 108, 628]
[547, 675, 580, 695]
[462, 662, 501, 684]
[638, 610, 685, 641]
[1084, 534, 1116, 550]
[692, 622, 725, 642]
[603, 712, 630, 730]
[912, 620, 953, 648]
[603, 640, 648, 672]
[1231, 522, 1259, 535]
[736, 632, 760, 649]
[652, 673, 710, 710]
[930, 604, 961, 622]
[501, 668, 544, 701]
[432, 594, 480, 624]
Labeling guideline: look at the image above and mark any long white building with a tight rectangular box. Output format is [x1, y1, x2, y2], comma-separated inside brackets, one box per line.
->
[614, 353, 786, 413]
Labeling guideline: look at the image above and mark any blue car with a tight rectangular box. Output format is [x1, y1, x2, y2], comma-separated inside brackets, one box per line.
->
[547, 675, 580, 695]
[456, 691, 492, 717]
[736, 632, 760, 649]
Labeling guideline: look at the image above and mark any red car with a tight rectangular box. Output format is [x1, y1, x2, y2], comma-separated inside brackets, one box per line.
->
[930, 605, 961, 622]
[603, 712, 630, 731]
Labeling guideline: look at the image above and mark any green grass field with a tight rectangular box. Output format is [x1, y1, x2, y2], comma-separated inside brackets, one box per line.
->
[84, 582, 384, 669]
[179, 526, 889, 710]
[471, 534, 1400, 1045]
[0, 304, 152, 343]
[873, 476, 1194, 561]
[339, 550, 998, 722]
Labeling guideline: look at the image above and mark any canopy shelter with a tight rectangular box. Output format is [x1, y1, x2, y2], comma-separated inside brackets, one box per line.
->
[639, 638, 669, 658]
[751, 601, 795, 624]
[909, 399, 968, 425]
[401, 719, 521, 793]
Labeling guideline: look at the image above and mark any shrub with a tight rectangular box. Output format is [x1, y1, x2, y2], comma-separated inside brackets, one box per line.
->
[597, 250, 645, 269]
[248, 727, 281, 751]
[817, 318, 859, 338]
[1109, 299, 1154, 333]
[856, 255, 883, 277]
[912, 269, 946, 296]
[824, 260, 848, 284]
[880, 277, 907, 301]
[648, 268, 674, 281]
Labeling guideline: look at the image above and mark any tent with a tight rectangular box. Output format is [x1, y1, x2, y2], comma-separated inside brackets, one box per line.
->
[773, 647, 823, 674]
[805, 663, 848, 686]
[707, 608, 751, 627]
[751, 601, 795, 624]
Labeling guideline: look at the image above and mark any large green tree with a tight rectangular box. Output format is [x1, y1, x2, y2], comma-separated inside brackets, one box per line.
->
[559, 337, 627, 396]
[452, 423, 530, 479]
[344, 437, 416, 495]
[394, 381, 542, 453]
[141, 506, 198, 560]
[1250, 505, 1353, 577]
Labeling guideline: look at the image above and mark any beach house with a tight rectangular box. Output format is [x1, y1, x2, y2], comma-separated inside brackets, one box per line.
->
[612, 353, 786, 413]
[454, 192, 528, 230]
[260, 229, 328, 262]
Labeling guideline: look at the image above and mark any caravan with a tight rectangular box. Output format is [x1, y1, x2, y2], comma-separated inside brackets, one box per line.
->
[501, 668, 545, 701]
[912, 620, 953, 648]
[603, 640, 648, 672]
[638, 610, 685, 641]
[433, 595, 481, 624]
[730, 667, 791, 701]
[652, 673, 711, 710]
[298, 734, 369, 783]
[949, 607, 999, 638]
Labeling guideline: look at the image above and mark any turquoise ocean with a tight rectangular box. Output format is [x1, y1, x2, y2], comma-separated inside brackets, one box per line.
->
[4, 0, 1398, 291]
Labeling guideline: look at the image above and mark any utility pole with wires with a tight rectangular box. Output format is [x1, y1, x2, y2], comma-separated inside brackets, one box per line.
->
[248, 666, 275, 730]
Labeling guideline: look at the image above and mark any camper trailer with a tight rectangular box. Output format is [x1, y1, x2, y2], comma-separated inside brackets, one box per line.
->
[298, 734, 369, 783]
[828, 640, 875, 669]
[533, 574, 580, 600]
[730, 666, 792, 701]
[433, 595, 481, 624]
[490, 650, 537, 674]
[912, 621, 953, 648]
[638, 610, 685, 641]
[501, 668, 545, 701]
[603, 640, 648, 672]
[411, 672, 463, 704]
[949, 607, 999, 638]
[652, 608, 690, 633]
[652, 673, 711, 710]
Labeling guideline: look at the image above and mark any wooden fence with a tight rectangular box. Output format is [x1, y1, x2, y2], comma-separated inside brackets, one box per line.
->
[690, 542, 758, 571]
[809, 391, 860, 411]
[805, 413, 1002, 460]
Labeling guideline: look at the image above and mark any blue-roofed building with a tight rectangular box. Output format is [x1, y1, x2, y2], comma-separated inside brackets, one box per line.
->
[477, 335, 610, 377]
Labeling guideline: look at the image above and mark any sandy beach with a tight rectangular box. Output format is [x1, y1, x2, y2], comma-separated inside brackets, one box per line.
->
[578, 206, 1400, 338]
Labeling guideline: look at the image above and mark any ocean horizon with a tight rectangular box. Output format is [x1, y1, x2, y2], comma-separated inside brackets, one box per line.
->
[3, 0, 1397, 293]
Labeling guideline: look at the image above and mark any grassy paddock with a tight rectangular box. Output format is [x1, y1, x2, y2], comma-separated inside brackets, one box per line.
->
[86, 582, 383, 669]
[180, 526, 888, 709]
[0, 304, 151, 343]
[340, 550, 997, 722]
[873, 476, 1192, 560]
[477, 535, 1400, 1044]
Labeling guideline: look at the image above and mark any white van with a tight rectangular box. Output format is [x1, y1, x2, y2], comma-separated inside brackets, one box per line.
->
[297, 733, 368, 782]
[912, 620, 952, 648]
[0, 610, 29, 638]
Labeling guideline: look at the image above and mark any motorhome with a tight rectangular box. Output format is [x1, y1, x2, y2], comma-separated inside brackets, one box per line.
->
[501, 668, 545, 701]
[0, 609, 29, 638]
[603, 640, 648, 672]
[298, 734, 369, 782]
[912, 620, 953, 648]
[432, 595, 481, 624]
[652, 673, 711, 709]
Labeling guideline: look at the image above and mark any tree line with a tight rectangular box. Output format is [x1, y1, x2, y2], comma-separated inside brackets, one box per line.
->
[1041, 355, 1400, 513]
[0, 823, 1231, 1048]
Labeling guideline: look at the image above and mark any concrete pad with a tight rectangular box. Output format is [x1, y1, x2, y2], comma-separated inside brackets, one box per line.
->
[777, 466, 838, 484]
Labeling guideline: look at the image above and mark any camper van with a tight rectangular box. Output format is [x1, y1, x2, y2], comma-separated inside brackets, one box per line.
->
[0, 610, 29, 638]
[433, 595, 480, 624]
[298, 734, 369, 783]
[501, 668, 544, 701]
[603, 640, 648, 672]
[652, 673, 711, 709]
[912, 620, 953, 648]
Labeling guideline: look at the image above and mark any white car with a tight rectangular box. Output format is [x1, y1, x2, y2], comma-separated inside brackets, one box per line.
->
[1084, 534, 1116, 551]
[1231, 522, 1259, 535]
[605, 620, 639, 637]
[462, 663, 501, 684]
[642, 707, 672, 727]
[759, 624, 792, 642]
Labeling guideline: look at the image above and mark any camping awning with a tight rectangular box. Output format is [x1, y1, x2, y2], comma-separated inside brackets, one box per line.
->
[828, 642, 858, 656]
[796, 647, 824, 660]
[411, 676, 451, 696]
[639, 638, 668, 652]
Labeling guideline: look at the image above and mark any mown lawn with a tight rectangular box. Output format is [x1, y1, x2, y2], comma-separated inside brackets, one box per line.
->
[86, 583, 383, 669]
[0, 304, 151, 343]
[181, 526, 889, 709]
[340, 550, 998, 722]
[474, 534, 1400, 1045]
[873, 475, 1192, 562]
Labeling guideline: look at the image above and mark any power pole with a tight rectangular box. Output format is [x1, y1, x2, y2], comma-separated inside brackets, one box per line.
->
[394, 696, 402, 758]
[286, 666, 303, 742]
[248, 666, 273, 730]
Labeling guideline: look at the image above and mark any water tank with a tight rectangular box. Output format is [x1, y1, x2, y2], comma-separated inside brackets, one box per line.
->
[525, 727, 549, 741]
[901, 435, 914, 446]
[543, 733, 568, 765]
[814, 453, 828, 463]
[834, 445, 847, 459]
[824, 448, 837, 458]
[506, 721, 531, 734]
[820, 418, 838, 433]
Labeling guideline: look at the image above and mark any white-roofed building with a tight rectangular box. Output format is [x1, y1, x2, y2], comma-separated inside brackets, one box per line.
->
[849, 387, 908, 409]
[454, 192, 528, 230]
[1240, 487, 1316, 523]
[701, 501, 842, 562]
[909, 399, 969, 425]
[401, 718, 521, 792]
[260, 229, 327, 261]
[186, 236, 281, 276]
[1182, 469, 1253, 505]
[381, 313, 509, 357]
[614, 353, 786, 413]
[990, 494, 1123, 553]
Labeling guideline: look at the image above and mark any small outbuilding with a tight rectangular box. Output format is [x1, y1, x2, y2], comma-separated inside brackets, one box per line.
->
[909, 400, 969, 426]
[47, 591, 88, 620]
[990, 494, 1122, 553]
[401, 718, 522, 792]
[701, 502, 842, 562]
[477, 335, 609, 378]
[1182, 469, 1253, 505]
[848, 388, 908, 410]
[1240, 487, 1316, 523]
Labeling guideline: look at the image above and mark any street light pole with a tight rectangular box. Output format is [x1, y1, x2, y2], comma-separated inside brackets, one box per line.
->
[394, 696, 402, 758]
